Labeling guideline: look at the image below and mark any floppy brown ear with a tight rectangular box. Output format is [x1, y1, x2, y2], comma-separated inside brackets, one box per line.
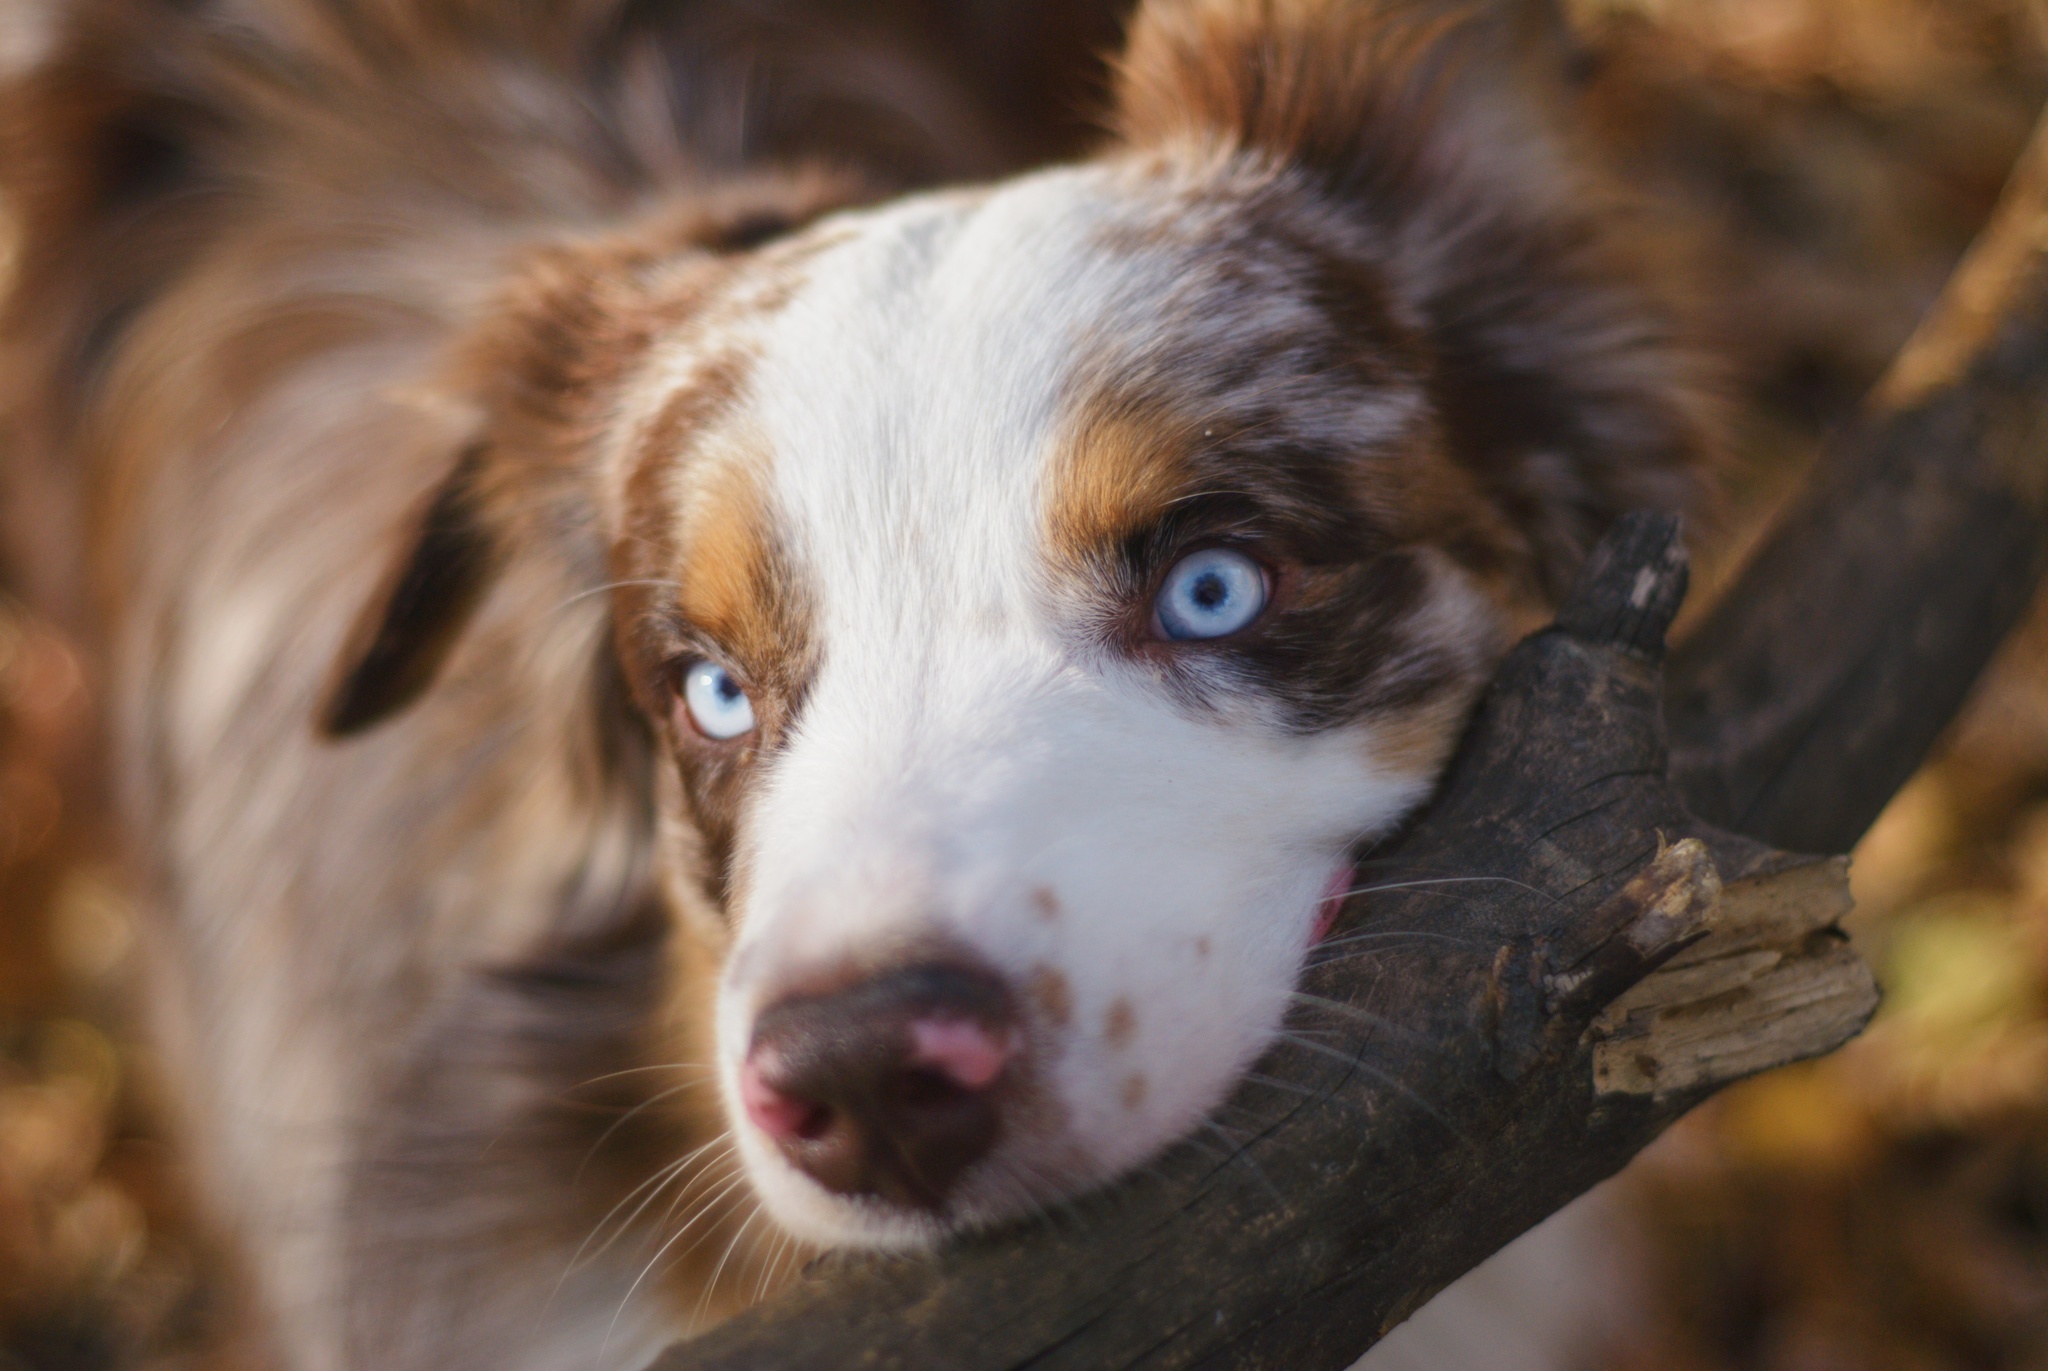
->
[317, 178, 867, 739]
[315, 235, 647, 740]
[319, 442, 501, 736]
[1114, 0, 1719, 599]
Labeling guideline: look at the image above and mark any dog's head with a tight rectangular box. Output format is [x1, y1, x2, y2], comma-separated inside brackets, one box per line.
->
[322, 1, 1709, 1250]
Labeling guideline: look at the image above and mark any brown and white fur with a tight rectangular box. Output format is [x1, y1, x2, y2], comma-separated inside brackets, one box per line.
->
[0, 1, 1713, 1367]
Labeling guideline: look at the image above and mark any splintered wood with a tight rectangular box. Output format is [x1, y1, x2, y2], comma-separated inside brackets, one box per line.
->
[1592, 852, 1878, 1101]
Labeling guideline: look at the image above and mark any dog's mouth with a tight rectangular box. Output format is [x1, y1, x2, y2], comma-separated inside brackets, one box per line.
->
[716, 852, 1367, 1245]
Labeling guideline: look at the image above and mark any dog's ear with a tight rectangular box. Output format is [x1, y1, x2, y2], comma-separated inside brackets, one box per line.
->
[315, 243, 691, 739]
[316, 239, 655, 739]
[318, 180, 864, 738]
[319, 440, 503, 735]
[1113, 0, 1717, 599]
[1114, 0, 1473, 193]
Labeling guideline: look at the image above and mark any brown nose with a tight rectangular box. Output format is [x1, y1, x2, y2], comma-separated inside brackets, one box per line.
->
[740, 962, 1017, 1209]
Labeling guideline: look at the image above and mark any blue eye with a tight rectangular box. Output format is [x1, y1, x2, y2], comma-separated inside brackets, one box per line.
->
[1153, 548, 1268, 641]
[681, 660, 756, 740]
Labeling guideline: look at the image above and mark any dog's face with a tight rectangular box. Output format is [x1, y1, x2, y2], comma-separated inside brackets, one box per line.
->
[322, 1, 1706, 1263]
[602, 161, 1513, 1245]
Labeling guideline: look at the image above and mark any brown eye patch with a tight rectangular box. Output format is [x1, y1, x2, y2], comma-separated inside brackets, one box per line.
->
[1120, 515, 1482, 733]
[1044, 364, 1508, 733]
[610, 355, 816, 916]
[1224, 548, 1470, 730]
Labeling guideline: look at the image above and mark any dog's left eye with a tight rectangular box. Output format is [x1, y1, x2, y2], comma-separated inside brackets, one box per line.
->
[1154, 548, 1268, 641]
[679, 660, 756, 740]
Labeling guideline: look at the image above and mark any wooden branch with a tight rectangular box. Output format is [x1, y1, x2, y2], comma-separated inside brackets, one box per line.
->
[647, 86, 2048, 1371]
[1666, 105, 2048, 855]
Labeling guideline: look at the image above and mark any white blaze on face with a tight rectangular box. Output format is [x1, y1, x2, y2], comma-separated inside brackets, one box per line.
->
[706, 165, 1475, 1247]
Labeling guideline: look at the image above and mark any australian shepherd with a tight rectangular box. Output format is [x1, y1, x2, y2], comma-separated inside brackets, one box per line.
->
[0, 0, 1712, 1366]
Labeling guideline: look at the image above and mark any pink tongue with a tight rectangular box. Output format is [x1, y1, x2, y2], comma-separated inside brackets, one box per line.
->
[1310, 865, 1356, 946]
[908, 1018, 1010, 1090]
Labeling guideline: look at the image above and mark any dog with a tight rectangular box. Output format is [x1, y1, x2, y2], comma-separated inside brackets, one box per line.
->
[0, 1, 1714, 1366]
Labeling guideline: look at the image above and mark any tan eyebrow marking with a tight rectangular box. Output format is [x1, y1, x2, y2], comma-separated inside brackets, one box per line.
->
[1042, 399, 1202, 573]
[678, 450, 775, 648]
[618, 346, 752, 559]
[627, 358, 813, 699]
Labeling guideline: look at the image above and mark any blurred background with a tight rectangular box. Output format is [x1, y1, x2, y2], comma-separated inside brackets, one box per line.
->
[6, 0, 2048, 1366]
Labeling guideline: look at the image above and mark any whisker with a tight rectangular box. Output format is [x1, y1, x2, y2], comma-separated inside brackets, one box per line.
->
[572, 1153, 699, 1269]
[1241, 1069, 1324, 1100]
[574, 1080, 707, 1184]
[1230, 1070, 1384, 1136]
[605, 1169, 752, 1355]
[656, 1142, 742, 1230]
[1312, 927, 1488, 953]
[562, 1135, 733, 1284]
[694, 1200, 770, 1326]
[1161, 486, 1263, 508]
[1271, 1032, 1474, 1148]
[1174, 1124, 1242, 1169]
[1198, 1119, 1286, 1204]
[1284, 991, 1433, 1044]
[974, 1163, 1045, 1238]
[1004, 1155, 1088, 1239]
[1346, 866, 1568, 909]
[552, 579, 682, 616]
[753, 1228, 795, 1304]
[564, 1062, 717, 1093]
[543, 1151, 700, 1328]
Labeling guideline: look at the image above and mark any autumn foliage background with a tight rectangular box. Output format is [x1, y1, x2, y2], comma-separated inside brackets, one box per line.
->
[4, 1, 2048, 1366]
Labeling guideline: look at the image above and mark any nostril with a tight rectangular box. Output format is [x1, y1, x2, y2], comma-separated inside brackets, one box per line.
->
[739, 1057, 831, 1142]
[907, 1016, 1012, 1091]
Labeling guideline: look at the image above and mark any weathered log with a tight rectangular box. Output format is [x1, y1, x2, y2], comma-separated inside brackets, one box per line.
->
[1666, 105, 2048, 855]
[648, 82, 2048, 1371]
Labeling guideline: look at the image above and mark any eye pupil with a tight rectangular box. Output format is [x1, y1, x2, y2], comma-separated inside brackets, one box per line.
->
[1154, 549, 1267, 642]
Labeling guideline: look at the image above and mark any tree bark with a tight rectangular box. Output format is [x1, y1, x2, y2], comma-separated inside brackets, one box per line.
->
[1666, 106, 2048, 855]
[649, 94, 2048, 1371]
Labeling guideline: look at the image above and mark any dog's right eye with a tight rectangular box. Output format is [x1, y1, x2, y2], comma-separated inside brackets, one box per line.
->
[679, 659, 757, 740]
[1153, 547, 1269, 642]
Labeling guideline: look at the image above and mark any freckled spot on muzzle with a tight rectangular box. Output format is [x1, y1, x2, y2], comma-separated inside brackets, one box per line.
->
[1028, 964, 1073, 1028]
